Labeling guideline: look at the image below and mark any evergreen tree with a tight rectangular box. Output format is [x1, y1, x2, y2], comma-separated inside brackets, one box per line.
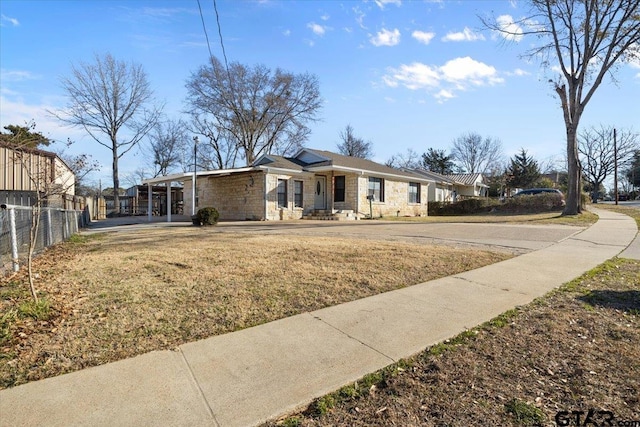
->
[507, 149, 540, 189]
[421, 148, 456, 174]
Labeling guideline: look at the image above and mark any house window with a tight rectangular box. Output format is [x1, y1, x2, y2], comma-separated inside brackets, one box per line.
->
[277, 179, 287, 208]
[408, 182, 421, 204]
[368, 177, 384, 202]
[334, 176, 345, 202]
[294, 180, 303, 208]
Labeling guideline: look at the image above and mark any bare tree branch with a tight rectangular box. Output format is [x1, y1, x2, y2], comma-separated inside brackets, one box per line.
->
[185, 56, 322, 166]
[51, 53, 163, 214]
[336, 124, 374, 159]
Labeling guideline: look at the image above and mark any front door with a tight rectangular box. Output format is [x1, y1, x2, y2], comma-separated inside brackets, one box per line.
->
[314, 176, 326, 210]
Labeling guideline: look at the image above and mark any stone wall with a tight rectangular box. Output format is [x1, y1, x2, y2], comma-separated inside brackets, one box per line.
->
[184, 171, 266, 220]
[264, 172, 315, 220]
[357, 175, 428, 218]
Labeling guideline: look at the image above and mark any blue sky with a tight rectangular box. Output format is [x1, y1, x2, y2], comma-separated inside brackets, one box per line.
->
[1, 0, 639, 187]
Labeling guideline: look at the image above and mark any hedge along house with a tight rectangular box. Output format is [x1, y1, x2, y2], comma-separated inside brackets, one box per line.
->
[142, 148, 435, 222]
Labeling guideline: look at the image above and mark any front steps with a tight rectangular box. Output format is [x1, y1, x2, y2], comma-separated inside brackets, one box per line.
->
[303, 209, 360, 221]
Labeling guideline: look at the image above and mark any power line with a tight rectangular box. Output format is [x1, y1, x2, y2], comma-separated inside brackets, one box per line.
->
[213, 0, 231, 76]
[196, 0, 214, 62]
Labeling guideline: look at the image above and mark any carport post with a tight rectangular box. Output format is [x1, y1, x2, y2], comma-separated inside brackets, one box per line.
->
[147, 183, 152, 222]
[166, 181, 172, 222]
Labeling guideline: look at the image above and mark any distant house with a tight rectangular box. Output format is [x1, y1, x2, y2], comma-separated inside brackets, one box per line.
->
[410, 170, 489, 201]
[143, 148, 435, 221]
[445, 173, 489, 198]
[0, 141, 76, 209]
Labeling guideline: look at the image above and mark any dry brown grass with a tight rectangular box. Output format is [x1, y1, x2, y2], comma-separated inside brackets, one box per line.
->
[0, 228, 509, 389]
[271, 258, 640, 427]
[384, 210, 599, 227]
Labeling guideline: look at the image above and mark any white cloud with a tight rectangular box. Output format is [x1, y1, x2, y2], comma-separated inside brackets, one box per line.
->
[307, 22, 326, 36]
[383, 62, 440, 90]
[353, 6, 366, 30]
[496, 15, 523, 42]
[439, 57, 503, 85]
[442, 27, 485, 42]
[412, 30, 435, 45]
[283, 29, 291, 37]
[0, 95, 80, 143]
[435, 89, 455, 102]
[0, 69, 39, 82]
[320, 14, 330, 21]
[370, 28, 401, 47]
[511, 68, 529, 76]
[1, 14, 19, 26]
[375, 0, 401, 9]
[383, 57, 504, 101]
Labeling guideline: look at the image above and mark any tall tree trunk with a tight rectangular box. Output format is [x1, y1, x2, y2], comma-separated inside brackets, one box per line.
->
[564, 124, 582, 215]
[113, 155, 120, 215]
[112, 141, 120, 215]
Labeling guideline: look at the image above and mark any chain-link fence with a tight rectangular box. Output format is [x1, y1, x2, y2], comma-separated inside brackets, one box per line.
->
[0, 205, 89, 274]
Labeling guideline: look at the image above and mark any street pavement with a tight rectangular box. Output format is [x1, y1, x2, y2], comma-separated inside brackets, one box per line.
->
[0, 208, 637, 427]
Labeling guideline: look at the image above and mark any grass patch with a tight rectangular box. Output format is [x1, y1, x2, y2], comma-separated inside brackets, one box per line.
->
[0, 310, 17, 345]
[17, 299, 51, 321]
[385, 210, 598, 227]
[1, 229, 510, 389]
[504, 398, 545, 426]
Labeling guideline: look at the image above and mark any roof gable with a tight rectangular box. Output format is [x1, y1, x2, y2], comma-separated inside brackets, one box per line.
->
[294, 149, 330, 165]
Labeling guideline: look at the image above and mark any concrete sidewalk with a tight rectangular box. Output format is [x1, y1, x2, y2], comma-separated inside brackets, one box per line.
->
[1, 208, 637, 427]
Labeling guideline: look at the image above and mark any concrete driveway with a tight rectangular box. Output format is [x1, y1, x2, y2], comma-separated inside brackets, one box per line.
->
[85, 217, 584, 255]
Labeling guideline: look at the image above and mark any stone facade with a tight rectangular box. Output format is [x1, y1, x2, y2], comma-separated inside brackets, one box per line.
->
[264, 172, 315, 220]
[184, 171, 266, 220]
[356, 175, 428, 218]
[184, 170, 428, 221]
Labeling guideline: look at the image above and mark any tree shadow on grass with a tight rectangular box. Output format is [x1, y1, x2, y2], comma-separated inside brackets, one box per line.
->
[578, 290, 640, 313]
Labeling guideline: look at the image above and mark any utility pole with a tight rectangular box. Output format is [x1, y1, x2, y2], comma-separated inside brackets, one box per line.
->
[613, 128, 618, 205]
[192, 136, 199, 216]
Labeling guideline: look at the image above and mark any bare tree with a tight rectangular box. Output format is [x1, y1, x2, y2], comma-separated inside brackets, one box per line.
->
[484, 0, 640, 214]
[123, 168, 150, 188]
[337, 124, 374, 159]
[59, 152, 101, 195]
[451, 132, 503, 174]
[145, 119, 190, 177]
[386, 148, 421, 169]
[185, 56, 322, 166]
[190, 114, 239, 170]
[579, 125, 638, 202]
[53, 53, 162, 214]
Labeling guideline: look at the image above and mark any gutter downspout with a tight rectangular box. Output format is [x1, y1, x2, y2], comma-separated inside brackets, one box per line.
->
[356, 171, 364, 219]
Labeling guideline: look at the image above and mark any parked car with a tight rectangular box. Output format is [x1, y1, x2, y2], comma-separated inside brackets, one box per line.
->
[618, 194, 629, 201]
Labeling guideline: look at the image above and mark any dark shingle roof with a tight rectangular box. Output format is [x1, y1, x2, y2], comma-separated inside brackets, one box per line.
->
[302, 149, 426, 180]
